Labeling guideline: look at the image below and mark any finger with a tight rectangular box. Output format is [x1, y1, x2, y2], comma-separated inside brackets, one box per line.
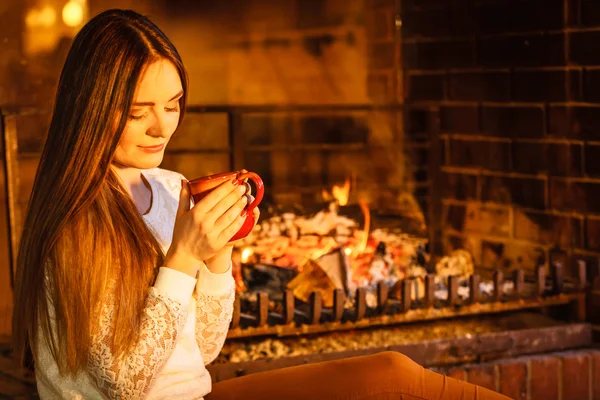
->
[213, 194, 248, 233]
[216, 209, 248, 244]
[193, 178, 243, 215]
[204, 182, 247, 226]
[177, 179, 191, 219]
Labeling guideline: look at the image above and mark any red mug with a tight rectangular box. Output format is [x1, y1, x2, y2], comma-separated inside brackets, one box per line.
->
[188, 171, 264, 242]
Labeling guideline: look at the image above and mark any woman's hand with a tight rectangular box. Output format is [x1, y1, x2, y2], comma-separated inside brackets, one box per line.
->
[164, 178, 248, 277]
[205, 194, 261, 273]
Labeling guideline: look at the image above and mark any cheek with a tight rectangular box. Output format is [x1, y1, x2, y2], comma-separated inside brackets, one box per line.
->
[166, 113, 180, 136]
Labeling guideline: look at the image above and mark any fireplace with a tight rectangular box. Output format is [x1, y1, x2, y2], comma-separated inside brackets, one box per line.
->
[3, 0, 600, 398]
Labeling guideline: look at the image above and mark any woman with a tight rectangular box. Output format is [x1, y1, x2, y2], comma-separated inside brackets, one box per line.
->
[12, 9, 510, 400]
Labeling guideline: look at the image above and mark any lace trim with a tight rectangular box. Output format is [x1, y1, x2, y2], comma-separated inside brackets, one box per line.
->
[195, 285, 235, 365]
[87, 287, 187, 399]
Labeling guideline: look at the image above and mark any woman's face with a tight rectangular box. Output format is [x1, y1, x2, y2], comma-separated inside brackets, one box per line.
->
[113, 59, 183, 170]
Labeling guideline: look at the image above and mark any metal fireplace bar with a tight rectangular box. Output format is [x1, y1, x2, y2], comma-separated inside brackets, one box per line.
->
[228, 262, 588, 339]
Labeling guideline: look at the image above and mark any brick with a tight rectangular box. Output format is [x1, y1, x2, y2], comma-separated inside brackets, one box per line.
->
[515, 210, 583, 248]
[301, 116, 368, 144]
[369, 42, 395, 70]
[403, 39, 475, 70]
[467, 364, 497, 391]
[548, 106, 572, 138]
[513, 142, 582, 176]
[567, 0, 581, 26]
[444, 204, 466, 231]
[584, 144, 600, 177]
[571, 31, 600, 65]
[552, 179, 600, 213]
[463, 203, 511, 237]
[592, 351, 600, 399]
[478, 33, 565, 68]
[499, 361, 527, 400]
[440, 106, 479, 134]
[407, 73, 445, 101]
[475, 0, 564, 34]
[581, 0, 600, 27]
[441, 172, 478, 200]
[550, 178, 570, 210]
[448, 139, 511, 171]
[368, 9, 393, 40]
[571, 107, 600, 140]
[530, 356, 560, 400]
[447, 72, 510, 102]
[367, 73, 394, 103]
[512, 70, 579, 102]
[561, 352, 591, 400]
[402, 7, 474, 38]
[481, 107, 545, 138]
[586, 216, 600, 251]
[408, 145, 429, 166]
[583, 69, 600, 103]
[447, 367, 466, 381]
[548, 106, 600, 140]
[481, 176, 546, 209]
[406, 108, 431, 135]
[482, 240, 546, 270]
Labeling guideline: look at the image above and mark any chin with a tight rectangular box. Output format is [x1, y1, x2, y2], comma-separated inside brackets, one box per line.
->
[132, 154, 165, 170]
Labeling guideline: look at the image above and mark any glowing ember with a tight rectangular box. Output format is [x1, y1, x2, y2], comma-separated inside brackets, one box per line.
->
[344, 247, 352, 256]
[241, 247, 254, 263]
[323, 177, 351, 206]
[357, 201, 370, 253]
[332, 177, 351, 206]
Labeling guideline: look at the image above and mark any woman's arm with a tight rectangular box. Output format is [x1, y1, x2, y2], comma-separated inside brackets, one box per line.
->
[87, 267, 195, 398]
[194, 260, 235, 365]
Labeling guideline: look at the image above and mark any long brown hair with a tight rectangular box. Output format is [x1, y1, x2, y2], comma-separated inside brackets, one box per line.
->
[12, 9, 188, 374]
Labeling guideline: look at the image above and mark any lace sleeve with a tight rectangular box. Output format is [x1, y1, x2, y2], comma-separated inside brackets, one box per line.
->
[87, 287, 188, 399]
[195, 284, 235, 365]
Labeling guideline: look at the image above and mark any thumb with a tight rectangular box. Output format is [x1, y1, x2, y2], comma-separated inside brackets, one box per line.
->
[177, 179, 191, 218]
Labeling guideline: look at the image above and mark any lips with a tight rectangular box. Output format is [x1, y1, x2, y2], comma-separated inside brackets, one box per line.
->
[138, 143, 165, 153]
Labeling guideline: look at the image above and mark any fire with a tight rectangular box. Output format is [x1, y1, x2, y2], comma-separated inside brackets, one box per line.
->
[332, 177, 351, 206]
[241, 247, 254, 263]
[323, 177, 351, 206]
[357, 201, 371, 253]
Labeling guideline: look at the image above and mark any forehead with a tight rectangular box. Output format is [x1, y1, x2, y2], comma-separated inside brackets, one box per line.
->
[134, 59, 182, 101]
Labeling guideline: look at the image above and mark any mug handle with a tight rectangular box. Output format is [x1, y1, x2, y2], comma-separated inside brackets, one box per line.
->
[237, 171, 264, 213]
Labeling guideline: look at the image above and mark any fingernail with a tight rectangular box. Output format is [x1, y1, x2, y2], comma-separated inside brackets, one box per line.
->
[241, 210, 248, 218]
[232, 179, 241, 186]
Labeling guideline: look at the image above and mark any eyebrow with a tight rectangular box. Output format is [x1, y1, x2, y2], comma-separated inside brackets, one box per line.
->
[132, 90, 184, 106]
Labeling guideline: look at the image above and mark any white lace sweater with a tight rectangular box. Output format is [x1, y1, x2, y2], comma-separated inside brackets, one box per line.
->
[35, 168, 235, 399]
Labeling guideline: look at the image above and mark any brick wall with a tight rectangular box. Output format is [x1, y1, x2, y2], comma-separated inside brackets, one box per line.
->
[402, 0, 600, 275]
[435, 349, 600, 400]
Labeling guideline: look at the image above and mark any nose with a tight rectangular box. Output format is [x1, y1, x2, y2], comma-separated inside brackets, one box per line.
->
[147, 109, 171, 138]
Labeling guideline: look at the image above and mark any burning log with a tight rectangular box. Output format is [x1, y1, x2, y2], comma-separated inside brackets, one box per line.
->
[287, 249, 351, 307]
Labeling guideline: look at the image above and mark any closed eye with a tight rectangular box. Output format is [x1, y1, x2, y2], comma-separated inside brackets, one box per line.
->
[129, 112, 147, 121]
[165, 105, 180, 113]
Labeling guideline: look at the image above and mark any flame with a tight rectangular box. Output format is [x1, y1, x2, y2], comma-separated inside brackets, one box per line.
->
[332, 177, 351, 206]
[358, 201, 370, 253]
[241, 247, 254, 263]
[344, 247, 352, 256]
